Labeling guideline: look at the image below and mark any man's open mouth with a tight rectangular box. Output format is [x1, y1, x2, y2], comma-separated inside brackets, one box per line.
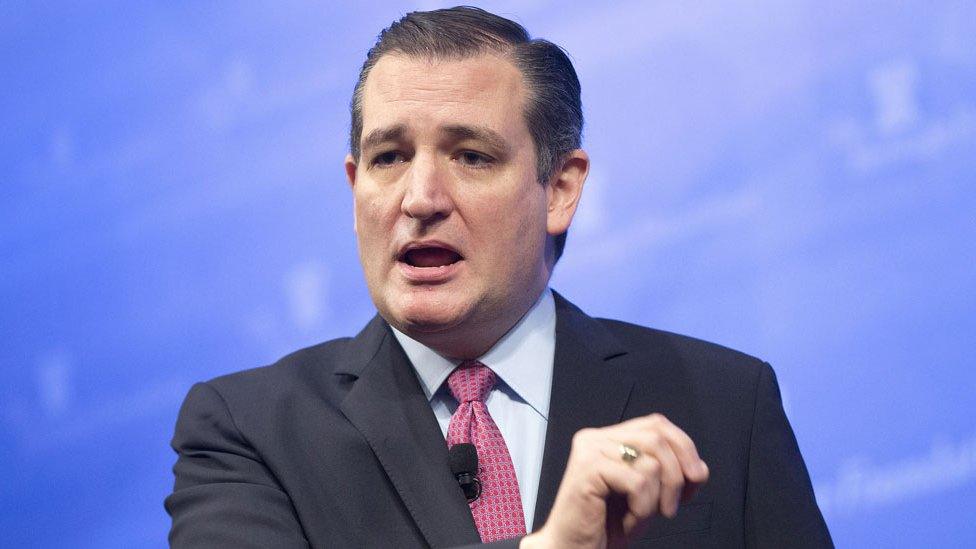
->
[398, 243, 463, 268]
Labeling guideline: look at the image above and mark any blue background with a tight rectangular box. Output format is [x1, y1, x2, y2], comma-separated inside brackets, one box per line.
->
[2, 1, 974, 546]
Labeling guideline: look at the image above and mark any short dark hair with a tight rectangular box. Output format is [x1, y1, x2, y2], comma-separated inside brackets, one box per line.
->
[349, 6, 583, 261]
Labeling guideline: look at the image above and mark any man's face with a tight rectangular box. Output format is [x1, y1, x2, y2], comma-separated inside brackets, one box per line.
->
[347, 53, 569, 357]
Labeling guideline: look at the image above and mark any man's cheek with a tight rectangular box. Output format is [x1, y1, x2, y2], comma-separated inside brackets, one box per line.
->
[356, 200, 391, 234]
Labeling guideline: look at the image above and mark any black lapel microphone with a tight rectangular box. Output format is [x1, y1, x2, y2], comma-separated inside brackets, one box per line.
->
[448, 443, 481, 503]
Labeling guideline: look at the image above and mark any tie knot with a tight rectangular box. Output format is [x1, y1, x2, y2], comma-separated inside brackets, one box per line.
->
[447, 361, 496, 403]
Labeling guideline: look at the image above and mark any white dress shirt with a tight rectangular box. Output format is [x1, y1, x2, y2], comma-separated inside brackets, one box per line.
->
[391, 288, 556, 532]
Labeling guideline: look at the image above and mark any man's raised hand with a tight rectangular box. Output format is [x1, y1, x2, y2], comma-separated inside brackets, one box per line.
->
[521, 414, 709, 549]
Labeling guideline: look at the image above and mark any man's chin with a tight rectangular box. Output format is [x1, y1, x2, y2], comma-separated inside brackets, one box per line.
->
[380, 293, 515, 359]
[396, 312, 466, 336]
[383, 296, 472, 336]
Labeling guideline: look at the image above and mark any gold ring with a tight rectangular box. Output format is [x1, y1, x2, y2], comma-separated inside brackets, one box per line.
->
[620, 443, 640, 463]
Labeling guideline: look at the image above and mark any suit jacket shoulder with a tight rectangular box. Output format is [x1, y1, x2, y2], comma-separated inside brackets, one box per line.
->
[204, 336, 353, 410]
[596, 316, 767, 389]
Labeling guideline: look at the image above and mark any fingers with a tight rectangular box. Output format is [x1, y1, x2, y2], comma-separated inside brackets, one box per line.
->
[637, 414, 710, 504]
[600, 437, 679, 519]
[609, 414, 710, 516]
[623, 414, 708, 481]
[637, 433, 683, 518]
[597, 451, 660, 522]
[537, 414, 709, 549]
[652, 415, 710, 485]
[592, 448, 661, 543]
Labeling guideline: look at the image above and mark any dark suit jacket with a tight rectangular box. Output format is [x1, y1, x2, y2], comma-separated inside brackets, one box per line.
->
[165, 294, 832, 548]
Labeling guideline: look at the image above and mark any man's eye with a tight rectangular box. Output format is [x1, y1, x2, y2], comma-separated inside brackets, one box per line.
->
[457, 150, 493, 167]
[372, 151, 404, 167]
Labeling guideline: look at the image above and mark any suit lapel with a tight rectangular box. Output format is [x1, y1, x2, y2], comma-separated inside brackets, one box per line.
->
[532, 293, 633, 530]
[337, 316, 480, 547]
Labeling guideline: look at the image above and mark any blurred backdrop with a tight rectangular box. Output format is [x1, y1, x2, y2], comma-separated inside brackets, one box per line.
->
[2, 1, 974, 547]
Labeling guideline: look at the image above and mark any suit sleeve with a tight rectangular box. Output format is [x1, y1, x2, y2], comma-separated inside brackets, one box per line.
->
[165, 382, 310, 548]
[744, 363, 833, 548]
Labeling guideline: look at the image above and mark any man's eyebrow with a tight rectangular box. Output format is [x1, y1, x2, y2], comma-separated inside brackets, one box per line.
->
[442, 125, 510, 154]
[360, 124, 407, 153]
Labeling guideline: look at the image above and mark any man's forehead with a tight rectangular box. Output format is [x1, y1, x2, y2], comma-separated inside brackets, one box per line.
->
[366, 51, 521, 87]
[359, 53, 526, 125]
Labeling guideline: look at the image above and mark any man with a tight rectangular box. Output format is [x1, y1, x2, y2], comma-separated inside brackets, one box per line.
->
[166, 7, 832, 548]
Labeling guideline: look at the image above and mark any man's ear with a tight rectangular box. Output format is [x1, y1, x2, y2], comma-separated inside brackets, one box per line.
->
[345, 154, 358, 231]
[345, 154, 358, 188]
[546, 149, 589, 237]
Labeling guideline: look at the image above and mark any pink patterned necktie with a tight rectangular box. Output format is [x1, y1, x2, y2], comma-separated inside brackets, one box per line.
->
[446, 361, 527, 542]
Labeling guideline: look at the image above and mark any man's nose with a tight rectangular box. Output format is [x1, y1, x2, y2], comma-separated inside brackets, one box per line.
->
[400, 155, 453, 221]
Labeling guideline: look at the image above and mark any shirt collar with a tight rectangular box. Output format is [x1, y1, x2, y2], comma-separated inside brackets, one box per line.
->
[391, 288, 556, 420]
